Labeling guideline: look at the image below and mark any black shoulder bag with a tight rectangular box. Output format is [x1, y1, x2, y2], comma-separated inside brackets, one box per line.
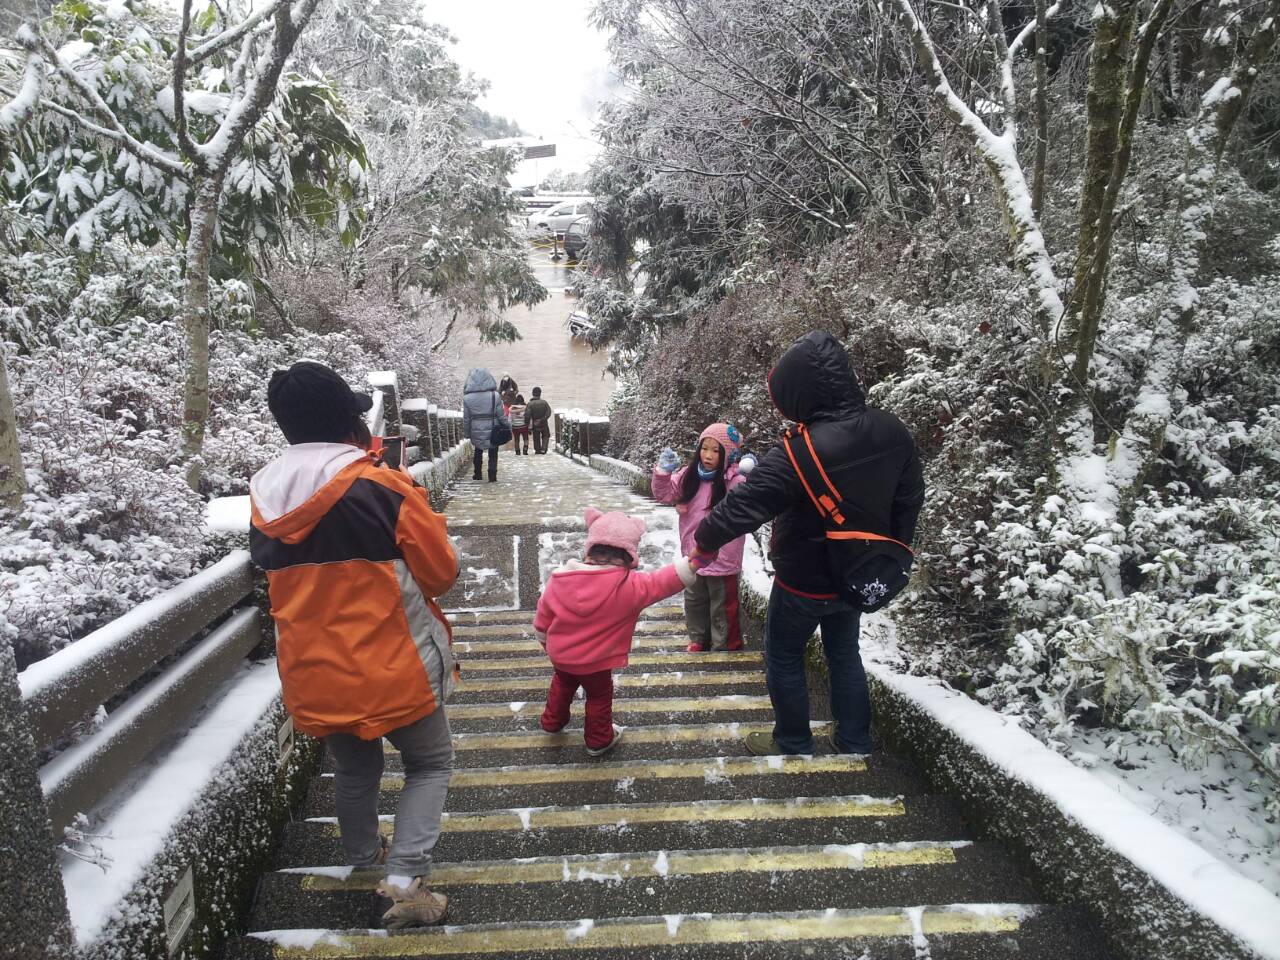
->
[782, 424, 914, 613]
[489, 394, 512, 447]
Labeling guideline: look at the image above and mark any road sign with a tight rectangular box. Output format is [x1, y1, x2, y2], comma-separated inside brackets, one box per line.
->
[524, 143, 556, 160]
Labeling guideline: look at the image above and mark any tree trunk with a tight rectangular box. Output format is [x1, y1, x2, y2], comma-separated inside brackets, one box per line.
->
[0, 341, 25, 512]
[1031, 0, 1049, 218]
[1070, 0, 1176, 386]
[1109, 0, 1280, 496]
[1068, 0, 1139, 376]
[180, 175, 223, 491]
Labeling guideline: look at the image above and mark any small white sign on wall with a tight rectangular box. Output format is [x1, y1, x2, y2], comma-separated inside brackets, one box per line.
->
[277, 716, 295, 770]
[163, 865, 195, 958]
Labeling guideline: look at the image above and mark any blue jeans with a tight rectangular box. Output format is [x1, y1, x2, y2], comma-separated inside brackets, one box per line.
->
[763, 583, 872, 754]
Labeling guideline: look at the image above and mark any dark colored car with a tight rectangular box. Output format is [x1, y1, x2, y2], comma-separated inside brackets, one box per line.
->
[563, 215, 591, 260]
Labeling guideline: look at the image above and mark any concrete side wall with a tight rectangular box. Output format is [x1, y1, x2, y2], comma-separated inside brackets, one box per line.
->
[82, 699, 320, 960]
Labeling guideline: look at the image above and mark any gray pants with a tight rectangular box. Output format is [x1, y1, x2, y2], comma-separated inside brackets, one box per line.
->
[325, 707, 454, 877]
[684, 574, 742, 651]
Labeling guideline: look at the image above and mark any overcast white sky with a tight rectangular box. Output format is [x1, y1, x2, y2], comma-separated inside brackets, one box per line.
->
[426, 0, 618, 181]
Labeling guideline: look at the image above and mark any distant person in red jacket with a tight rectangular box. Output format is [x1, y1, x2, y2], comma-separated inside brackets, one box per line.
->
[534, 508, 712, 755]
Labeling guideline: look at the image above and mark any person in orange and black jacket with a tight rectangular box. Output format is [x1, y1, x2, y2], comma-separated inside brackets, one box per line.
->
[693, 331, 925, 759]
[249, 361, 458, 930]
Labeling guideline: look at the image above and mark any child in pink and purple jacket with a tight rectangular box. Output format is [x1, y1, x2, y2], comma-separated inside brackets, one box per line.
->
[535, 507, 712, 755]
[652, 423, 755, 652]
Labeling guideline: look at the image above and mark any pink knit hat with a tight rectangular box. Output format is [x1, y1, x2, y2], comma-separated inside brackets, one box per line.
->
[583, 507, 646, 567]
[699, 423, 743, 464]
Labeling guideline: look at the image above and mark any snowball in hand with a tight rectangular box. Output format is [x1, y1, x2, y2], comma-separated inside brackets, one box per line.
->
[738, 453, 758, 475]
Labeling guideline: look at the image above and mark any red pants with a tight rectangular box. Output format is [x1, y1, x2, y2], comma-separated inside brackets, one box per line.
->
[541, 668, 614, 748]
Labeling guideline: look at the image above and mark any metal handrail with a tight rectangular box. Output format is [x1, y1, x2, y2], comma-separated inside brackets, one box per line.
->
[19, 551, 256, 752]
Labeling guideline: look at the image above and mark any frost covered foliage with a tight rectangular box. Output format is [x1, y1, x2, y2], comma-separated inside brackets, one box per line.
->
[612, 177, 1280, 807]
[0, 247, 378, 667]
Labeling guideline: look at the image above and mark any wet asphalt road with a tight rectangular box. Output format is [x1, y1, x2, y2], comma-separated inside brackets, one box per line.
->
[447, 241, 615, 414]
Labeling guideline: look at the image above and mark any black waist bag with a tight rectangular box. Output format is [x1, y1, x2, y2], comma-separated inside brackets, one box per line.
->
[782, 425, 914, 613]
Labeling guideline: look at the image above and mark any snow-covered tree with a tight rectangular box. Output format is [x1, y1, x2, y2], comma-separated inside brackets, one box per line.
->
[0, 0, 364, 488]
[274, 0, 544, 354]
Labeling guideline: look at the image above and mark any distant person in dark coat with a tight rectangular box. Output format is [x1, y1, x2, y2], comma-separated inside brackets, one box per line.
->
[694, 331, 925, 757]
[525, 387, 553, 455]
[462, 368, 510, 482]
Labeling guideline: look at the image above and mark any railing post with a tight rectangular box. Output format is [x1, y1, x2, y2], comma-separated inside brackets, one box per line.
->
[369, 373, 401, 436]
[0, 642, 75, 958]
[427, 406, 441, 458]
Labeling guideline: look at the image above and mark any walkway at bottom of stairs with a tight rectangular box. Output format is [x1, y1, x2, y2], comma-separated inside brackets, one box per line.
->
[226, 452, 1115, 959]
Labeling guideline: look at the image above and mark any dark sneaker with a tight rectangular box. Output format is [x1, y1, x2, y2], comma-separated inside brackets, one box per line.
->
[585, 724, 624, 756]
[828, 726, 874, 756]
[743, 731, 783, 756]
[370, 833, 390, 867]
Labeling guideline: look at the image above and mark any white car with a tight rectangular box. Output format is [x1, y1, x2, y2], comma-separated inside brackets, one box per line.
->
[528, 199, 594, 237]
[565, 310, 596, 338]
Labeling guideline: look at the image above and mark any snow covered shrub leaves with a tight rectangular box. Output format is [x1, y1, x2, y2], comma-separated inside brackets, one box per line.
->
[0, 249, 383, 667]
[610, 193, 1280, 809]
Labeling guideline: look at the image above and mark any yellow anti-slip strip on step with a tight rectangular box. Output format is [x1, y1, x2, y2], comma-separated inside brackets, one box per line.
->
[309, 794, 906, 835]
[460, 652, 761, 673]
[447, 695, 772, 720]
[285, 841, 968, 891]
[253, 905, 1028, 957]
[452, 620, 689, 638]
[336, 753, 867, 790]
[419, 721, 814, 753]
[450, 606, 683, 625]
[457, 670, 764, 693]
[455, 636, 698, 655]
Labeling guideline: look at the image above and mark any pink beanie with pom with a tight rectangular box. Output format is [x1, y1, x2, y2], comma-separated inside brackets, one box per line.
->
[699, 423, 743, 464]
[584, 507, 646, 567]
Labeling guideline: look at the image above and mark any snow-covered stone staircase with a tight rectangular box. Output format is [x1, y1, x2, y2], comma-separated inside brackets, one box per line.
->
[224, 453, 1114, 959]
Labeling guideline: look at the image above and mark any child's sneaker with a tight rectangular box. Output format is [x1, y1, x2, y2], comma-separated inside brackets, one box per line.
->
[585, 724, 624, 756]
[376, 875, 449, 929]
[686, 641, 707, 652]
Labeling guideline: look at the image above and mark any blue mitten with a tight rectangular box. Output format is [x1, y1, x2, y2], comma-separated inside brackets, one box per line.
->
[657, 447, 680, 473]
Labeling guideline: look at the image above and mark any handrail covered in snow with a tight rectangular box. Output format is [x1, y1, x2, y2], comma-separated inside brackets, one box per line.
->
[554, 408, 611, 457]
[17, 552, 261, 836]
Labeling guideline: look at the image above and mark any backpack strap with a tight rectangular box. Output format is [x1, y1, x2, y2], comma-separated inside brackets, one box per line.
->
[782, 425, 914, 555]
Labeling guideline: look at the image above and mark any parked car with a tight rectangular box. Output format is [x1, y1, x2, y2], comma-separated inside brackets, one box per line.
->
[563, 216, 591, 259]
[528, 199, 594, 237]
[565, 310, 596, 338]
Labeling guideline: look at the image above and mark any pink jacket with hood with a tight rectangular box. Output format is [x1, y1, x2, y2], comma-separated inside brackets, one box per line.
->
[534, 559, 696, 673]
[651, 464, 747, 577]
[534, 507, 697, 674]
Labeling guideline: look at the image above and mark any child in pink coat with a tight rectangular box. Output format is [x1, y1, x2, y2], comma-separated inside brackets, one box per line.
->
[535, 507, 711, 755]
[652, 423, 754, 652]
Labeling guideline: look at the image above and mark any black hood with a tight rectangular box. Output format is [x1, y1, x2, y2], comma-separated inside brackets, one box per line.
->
[767, 331, 865, 423]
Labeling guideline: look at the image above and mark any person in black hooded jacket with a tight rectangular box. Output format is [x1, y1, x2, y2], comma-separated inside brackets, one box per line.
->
[693, 330, 925, 757]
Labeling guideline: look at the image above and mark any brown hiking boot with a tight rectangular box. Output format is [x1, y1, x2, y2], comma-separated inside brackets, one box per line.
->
[376, 876, 449, 929]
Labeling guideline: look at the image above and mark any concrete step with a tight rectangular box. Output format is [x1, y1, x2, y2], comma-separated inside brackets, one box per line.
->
[451, 619, 695, 639]
[445, 695, 778, 733]
[453, 636, 719, 657]
[249, 841, 1034, 931]
[274, 793, 969, 868]
[449, 670, 767, 703]
[458, 652, 761, 677]
[325, 722, 829, 771]
[229, 904, 1112, 960]
[449, 605, 684, 627]
[305, 754, 924, 816]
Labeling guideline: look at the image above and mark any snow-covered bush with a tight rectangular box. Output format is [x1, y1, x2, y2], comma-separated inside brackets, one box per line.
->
[608, 169, 1280, 807]
[0, 246, 384, 667]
